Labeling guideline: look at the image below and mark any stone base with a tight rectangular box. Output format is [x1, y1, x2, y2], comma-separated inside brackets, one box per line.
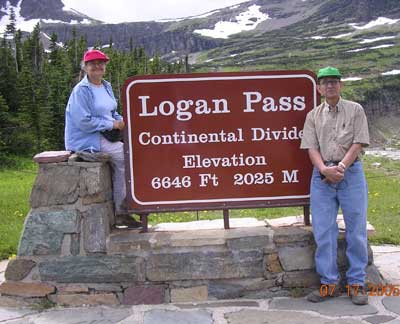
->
[0, 157, 385, 307]
[0, 221, 384, 307]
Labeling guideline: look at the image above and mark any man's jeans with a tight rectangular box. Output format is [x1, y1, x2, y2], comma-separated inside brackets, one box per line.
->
[310, 161, 368, 285]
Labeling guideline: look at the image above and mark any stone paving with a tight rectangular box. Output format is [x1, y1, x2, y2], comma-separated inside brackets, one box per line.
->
[372, 245, 400, 285]
[0, 260, 7, 284]
[0, 245, 399, 324]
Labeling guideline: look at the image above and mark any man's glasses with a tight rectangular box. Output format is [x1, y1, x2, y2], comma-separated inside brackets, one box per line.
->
[320, 79, 340, 86]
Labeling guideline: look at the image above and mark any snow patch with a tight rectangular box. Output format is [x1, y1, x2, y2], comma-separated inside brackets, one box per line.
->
[347, 47, 367, 53]
[68, 18, 91, 24]
[370, 44, 394, 49]
[0, 0, 92, 33]
[381, 69, 400, 76]
[350, 17, 400, 30]
[332, 32, 352, 39]
[308, 32, 352, 40]
[0, 2, 9, 15]
[347, 44, 394, 53]
[193, 5, 269, 39]
[61, 3, 73, 12]
[42, 19, 66, 24]
[42, 32, 64, 47]
[82, 18, 91, 24]
[342, 77, 363, 82]
[360, 36, 395, 44]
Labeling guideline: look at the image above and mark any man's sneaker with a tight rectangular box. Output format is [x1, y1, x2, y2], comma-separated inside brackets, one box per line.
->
[306, 284, 341, 303]
[348, 285, 368, 305]
[115, 214, 142, 229]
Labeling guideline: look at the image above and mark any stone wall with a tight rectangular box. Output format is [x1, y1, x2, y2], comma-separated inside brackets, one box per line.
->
[0, 156, 384, 306]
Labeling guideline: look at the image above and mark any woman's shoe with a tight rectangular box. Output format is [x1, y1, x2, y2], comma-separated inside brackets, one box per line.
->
[115, 214, 142, 229]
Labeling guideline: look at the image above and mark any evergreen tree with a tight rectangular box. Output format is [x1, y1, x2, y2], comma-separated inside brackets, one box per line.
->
[69, 27, 79, 71]
[104, 48, 125, 109]
[0, 22, 182, 159]
[0, 36, 18, 112]
[15, 24, 50, 153]
[129, 37, 134, 53]
[150, 51, 161, 74]
[126, 47, 139, 76]
[4, 8, 22, 74]
[29, 24, 44, 74]
[137, 48, 148, 74]
[0, 95, 15, 165]
[14, 30, 22, 74]
[65, 27, 87, 80]
[5, 7, 16, 38]
[45, 34, 72, 149]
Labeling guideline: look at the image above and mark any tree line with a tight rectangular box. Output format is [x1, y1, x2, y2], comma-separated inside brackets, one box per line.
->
[0, 9, 187, 166]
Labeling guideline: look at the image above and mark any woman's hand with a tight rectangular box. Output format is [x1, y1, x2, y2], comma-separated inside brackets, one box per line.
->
[113, 120, 125, 130]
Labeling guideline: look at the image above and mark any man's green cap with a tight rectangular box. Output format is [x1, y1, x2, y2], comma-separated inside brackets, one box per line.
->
[317, 66, 342, 80]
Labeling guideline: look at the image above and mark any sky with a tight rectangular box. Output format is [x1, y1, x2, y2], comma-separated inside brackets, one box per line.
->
[61, 0, 250, 23]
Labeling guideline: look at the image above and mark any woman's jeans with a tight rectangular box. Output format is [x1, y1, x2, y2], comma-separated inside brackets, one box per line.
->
[310, 161, 368, 286]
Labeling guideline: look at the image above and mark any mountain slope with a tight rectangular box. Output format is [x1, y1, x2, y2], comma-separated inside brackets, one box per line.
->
[0, 0, 399, 146]
[192, 0, 400, 78]
[0, 0, 98, 26]
[2, 0, 399, 60]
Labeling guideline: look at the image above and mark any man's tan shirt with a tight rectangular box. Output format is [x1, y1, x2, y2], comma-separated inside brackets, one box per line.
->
[300, 98, 369, 162]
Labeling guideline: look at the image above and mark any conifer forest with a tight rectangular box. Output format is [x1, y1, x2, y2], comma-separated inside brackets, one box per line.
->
[0, 10, 185, 166]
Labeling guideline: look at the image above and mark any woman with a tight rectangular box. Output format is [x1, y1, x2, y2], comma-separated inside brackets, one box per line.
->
[65, 49, 141, 228]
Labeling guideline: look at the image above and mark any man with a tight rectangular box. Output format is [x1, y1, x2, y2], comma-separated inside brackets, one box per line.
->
[301, 66, 369, 305]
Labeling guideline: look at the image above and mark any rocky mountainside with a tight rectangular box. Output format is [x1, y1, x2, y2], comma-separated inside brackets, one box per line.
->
[1, 0, 399, 59]
[40, 21, 222, 58]
[1, 0, 399, 145]
[0, 0, 94, 22]
[42, 0, 400, 56]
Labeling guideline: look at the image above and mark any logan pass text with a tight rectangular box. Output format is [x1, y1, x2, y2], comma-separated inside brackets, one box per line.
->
[138, 91, 306, 121]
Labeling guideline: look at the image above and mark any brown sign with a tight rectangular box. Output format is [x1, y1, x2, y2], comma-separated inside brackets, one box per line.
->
[122, 71, 319, 212]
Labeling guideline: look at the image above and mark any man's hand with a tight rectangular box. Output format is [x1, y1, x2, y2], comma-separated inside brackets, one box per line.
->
[113, 120, 125, 130]
[321, 165, 344, 183]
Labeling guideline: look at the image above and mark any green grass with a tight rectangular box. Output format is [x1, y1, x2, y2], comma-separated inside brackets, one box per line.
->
[0, 157, 37, 259]
[0, 155, 399, 259]
[149, 206, 304, 225]
[363, 155, 400, 244]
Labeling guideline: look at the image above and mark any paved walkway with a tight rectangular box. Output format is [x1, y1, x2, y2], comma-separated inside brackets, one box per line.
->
[0, 245, 399, 324]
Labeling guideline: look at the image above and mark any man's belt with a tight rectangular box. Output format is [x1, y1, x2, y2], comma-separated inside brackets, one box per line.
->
[323, 158, 359, 167]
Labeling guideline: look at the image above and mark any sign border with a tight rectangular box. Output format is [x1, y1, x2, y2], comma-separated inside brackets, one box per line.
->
[124, 72, 317, 207]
